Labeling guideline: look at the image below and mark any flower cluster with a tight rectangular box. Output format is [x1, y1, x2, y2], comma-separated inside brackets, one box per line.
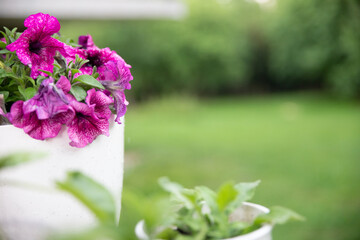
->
[0, 13, 133, 148]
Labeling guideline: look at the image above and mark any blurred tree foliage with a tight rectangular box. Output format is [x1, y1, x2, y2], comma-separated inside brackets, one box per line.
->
[99, 0, 263, 100]
[60, 0, 360, 99]
[268, 0, 360, 98]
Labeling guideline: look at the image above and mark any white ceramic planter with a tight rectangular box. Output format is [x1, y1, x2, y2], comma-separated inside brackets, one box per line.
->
[224, 202, 272, 240]
[0, 119, 124, 240]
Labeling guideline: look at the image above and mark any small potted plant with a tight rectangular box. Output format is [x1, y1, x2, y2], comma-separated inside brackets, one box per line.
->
[136, 178, 304, 240]
[0, 12, 132, 237]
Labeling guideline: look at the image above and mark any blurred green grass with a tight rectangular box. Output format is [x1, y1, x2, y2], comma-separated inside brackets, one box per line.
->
[121, 92, 360, 240]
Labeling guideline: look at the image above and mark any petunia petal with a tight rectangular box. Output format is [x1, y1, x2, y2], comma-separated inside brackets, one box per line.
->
[8, 101, 26, 128]
[7, 13, 66, 79]
[24, 13, 60, 35]
[23, 113, 63, 140]
[67, 101, 110, 148]
[112, 90, 128, 124]
[56, 76, 71, 93]
[78, 35, 97, 49]
[85, 89, 113, 120]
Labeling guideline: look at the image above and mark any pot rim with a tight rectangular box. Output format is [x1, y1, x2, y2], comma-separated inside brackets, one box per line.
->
[223, 202, 272, 240]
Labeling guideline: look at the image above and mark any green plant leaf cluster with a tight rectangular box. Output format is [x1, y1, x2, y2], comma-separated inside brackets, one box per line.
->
[137, 178, 303, 240]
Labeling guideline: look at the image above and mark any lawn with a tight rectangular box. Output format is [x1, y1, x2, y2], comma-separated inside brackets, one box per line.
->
[119, 92, 360, 240]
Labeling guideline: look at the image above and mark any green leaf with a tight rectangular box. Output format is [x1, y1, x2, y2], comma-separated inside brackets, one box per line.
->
[159, 177, 184, 194]
[25, 76, 36, 87]
[11, 27, 17, 35]
[25, 87, 36, 99]
[195, 186, 218, 212]
[234, 180, 260, 201]
[36, 76, 46, 86]
[17, 87, 26, 99]
[77, 59, 89, 69]
[71, 69, 81, 76]
[159, 177, 194, 209]
[3, 27, 11, 36]
[68, 60, 74, 69]
[92, 66, 97, 75]
[70, 85, 87, 102]
[53, 63, 61, 69]
[216, 182, 238, 211]
[18, 86, 36, 100]
[0, 93, 8, 124]
[156, 226, 178, 239]
[11, 65, 19, 76]
[0, 41, 6, 49]
[195, 186, 221, 226]
[0, 49, 12, 54]
[254, 206, 305, 225]
[0, 152, 46, 170]
[226, 180, 260, 214]
[57, 171, 117, 224]
[74, 75, 104, 89]
[0, 61, 12, 72]
[92, 72, 99, 79]
[226, 221, 252, 238]
[38, 69, 52, 77]
[0, 31, 9, 45]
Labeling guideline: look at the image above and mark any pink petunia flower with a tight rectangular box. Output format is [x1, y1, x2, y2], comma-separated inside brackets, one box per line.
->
[64, 35, 130, 82]
[8, 100, 73, 140]
[85, 89, 113, 120]
[6, 76, 74, 140]
[6, 13, 67, 79]
[67, 100, 110, 148]
[98, 60, 133, 124]
[80, 47, 126, 77]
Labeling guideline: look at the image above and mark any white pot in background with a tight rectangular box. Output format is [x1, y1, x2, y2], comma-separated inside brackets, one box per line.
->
[224, 202, 272, 240]
[0, 119, 124, 240]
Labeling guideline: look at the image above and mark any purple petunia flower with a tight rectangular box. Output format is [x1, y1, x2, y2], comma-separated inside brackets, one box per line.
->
[6, 13, 67, 79]
[67, 100, 110, 148]
[98, 60, 133, 124]
[6, 76, 74, 140]
[78, 35, 97, 50]
[110, 90, 128, 124]
[24, 76, 72, 121]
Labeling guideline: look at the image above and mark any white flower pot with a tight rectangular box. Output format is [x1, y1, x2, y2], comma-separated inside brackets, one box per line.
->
[224, 202, 272, 240]
[0, 119, 124, 240]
